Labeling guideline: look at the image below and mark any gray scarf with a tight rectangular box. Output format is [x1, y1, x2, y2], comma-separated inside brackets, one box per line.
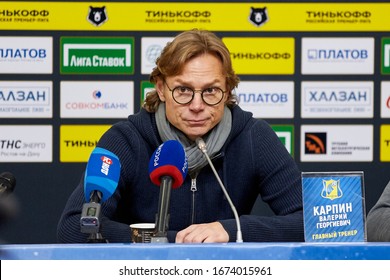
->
[155, 103, 232, 176]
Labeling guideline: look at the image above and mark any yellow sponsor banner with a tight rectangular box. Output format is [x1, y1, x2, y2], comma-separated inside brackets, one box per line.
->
[0, 2, 389, 31]
[380, 125, 390, 162]
[223, 37, 294, 75]
[60, 124, 111, 162]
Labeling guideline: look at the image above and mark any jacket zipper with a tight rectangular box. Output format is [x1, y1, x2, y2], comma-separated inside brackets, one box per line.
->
[188, 153, 223, 224]
[190, 173, 198, 224]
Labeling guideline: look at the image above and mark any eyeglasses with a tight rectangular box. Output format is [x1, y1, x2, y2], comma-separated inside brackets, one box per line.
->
[164, 81, 226, 106]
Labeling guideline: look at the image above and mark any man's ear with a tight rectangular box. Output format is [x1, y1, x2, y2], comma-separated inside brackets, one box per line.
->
[156, 79, 166, 101]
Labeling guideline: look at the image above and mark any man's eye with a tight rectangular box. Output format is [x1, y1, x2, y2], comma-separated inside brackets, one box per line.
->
[177, 87, 192, 93]
[204, 87, 217, 94]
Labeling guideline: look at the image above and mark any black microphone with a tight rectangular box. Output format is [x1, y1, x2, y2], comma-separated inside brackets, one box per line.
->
[196, 137, 243, 243]
[0, 172, 18, 229]
[0, 172, 16, 196]
[148, 140, 188, 243]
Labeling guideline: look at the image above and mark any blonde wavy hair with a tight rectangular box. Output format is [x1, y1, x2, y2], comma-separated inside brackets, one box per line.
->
[143, 29, 240, 112]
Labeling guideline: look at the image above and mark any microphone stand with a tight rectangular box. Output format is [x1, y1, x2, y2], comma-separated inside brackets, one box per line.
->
[151, 176, 171, 243]
[196, 138, 243, 243]
[81, 191, 108, 243]
[87, 232, 107, 243]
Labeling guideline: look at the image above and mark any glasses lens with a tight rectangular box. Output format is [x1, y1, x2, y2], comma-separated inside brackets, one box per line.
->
[172, 86, 194, 104]
[202, 88, 224, 105]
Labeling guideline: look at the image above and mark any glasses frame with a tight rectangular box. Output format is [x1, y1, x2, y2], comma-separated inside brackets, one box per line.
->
[164, 81, 226, 106]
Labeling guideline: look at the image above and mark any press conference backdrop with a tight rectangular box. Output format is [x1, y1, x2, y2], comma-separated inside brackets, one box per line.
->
[0, 0, 390, 244]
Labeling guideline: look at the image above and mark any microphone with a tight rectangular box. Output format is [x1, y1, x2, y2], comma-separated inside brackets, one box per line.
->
[0, 172, 18, 228]
[148, 140, 188, 243]
[196, 137, 243, 243]
[80, 147, 121, 242]
[0, 172, 16, 196]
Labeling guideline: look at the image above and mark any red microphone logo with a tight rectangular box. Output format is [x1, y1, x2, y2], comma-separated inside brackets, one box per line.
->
[101, 155, 113, 175]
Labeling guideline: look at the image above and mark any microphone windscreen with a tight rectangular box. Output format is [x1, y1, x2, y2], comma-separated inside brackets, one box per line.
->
[0, 172, 16, 195]
[84, 147, 121, 202]
[148, 140, 188, 189]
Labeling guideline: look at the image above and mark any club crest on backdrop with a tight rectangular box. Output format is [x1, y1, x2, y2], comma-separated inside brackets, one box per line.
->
[87, 6, 108, 26]
[249, 7, 268, 27]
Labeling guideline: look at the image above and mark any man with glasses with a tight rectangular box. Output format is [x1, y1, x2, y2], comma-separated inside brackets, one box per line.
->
[58, 29, 304, 243]
[367, 181, 390, 241]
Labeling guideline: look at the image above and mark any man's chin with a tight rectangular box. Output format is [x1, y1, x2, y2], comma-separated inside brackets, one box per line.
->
[184, 132, 207, 142]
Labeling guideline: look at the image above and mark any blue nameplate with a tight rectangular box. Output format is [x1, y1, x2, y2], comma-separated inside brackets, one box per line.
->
[302, 171, 366, 242]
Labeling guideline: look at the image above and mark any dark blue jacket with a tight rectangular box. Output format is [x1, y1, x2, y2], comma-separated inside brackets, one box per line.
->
[57, 106, 304, 243]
